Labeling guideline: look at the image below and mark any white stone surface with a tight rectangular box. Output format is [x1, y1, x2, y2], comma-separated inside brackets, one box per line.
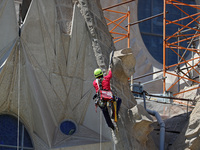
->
[0, 0, 18, 69]
[0, 0, 160, 149]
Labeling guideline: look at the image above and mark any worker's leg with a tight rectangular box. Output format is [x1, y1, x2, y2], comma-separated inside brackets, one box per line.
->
[111, 97, 122, 119]
[116, 97, 122, 115]
[101, 106, 115, 130]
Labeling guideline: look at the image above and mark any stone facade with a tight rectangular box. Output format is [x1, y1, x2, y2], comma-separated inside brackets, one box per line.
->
[0, 0, 156, 150]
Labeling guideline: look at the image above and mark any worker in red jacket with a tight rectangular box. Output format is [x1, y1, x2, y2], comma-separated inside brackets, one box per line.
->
[93, 67, 121, 130]
[93, 68, 112, 92]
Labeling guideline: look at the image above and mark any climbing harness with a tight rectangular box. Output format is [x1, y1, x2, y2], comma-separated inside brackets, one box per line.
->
[94, 78, 118, 122]
[99, 90, 113, 101]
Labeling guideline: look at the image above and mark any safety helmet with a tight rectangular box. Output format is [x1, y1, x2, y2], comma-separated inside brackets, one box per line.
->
[94, 68, 103, 78]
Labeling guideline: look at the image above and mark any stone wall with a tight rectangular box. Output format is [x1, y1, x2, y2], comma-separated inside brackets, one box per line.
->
[0, 0, 157, 149]
[55, 0, 73, 34]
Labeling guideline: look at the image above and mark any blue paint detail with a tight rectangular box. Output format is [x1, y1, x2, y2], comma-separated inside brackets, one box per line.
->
[60, 120, 76, 135]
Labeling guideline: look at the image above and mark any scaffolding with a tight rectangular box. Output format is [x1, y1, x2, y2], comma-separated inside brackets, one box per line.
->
[163, 0, 200, 96]
[102, 0, 135, 48]
[103, 0, 199, 108]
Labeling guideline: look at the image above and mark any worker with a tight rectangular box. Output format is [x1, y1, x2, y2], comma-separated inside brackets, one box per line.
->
[93, 67, 122, 130]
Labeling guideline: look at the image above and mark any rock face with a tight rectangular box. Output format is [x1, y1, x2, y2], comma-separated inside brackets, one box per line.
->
[169, 95, 200, 150]
[0, 0, 157, 150]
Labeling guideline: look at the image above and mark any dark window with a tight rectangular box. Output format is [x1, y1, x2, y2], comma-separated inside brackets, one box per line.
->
[138, 0, 196, 66]
[60, 120, 77, 135]
[0, 115, 33, 150]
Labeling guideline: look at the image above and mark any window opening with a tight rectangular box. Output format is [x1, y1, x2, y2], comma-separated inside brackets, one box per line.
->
[0, 114, 33, 150]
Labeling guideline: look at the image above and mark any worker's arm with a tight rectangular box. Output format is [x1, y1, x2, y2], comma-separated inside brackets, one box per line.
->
[106, 66, 112, 75]
[93, 80, 99, 93]
[106, 69, 112, 79]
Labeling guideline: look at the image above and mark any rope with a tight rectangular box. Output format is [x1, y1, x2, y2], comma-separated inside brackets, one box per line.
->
[99, 110, 102, 150]
[109, 49, 115, 69]
[17, 38, 21, 150]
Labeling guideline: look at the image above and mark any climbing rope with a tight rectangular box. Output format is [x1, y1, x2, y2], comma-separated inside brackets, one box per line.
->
[100, 111, 102, 150]
[17, 38, 21, 150]
[98, 47, 115, 150]
[109, 49, 115, 69]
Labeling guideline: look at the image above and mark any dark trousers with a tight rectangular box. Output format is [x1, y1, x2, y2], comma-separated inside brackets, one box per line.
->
[101, 106, 115, 130]
[116, 97, 122, 116]
[100, 97, 122, 130]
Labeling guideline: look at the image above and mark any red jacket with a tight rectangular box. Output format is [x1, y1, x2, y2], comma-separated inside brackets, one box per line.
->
[93, 70, 112, 93]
